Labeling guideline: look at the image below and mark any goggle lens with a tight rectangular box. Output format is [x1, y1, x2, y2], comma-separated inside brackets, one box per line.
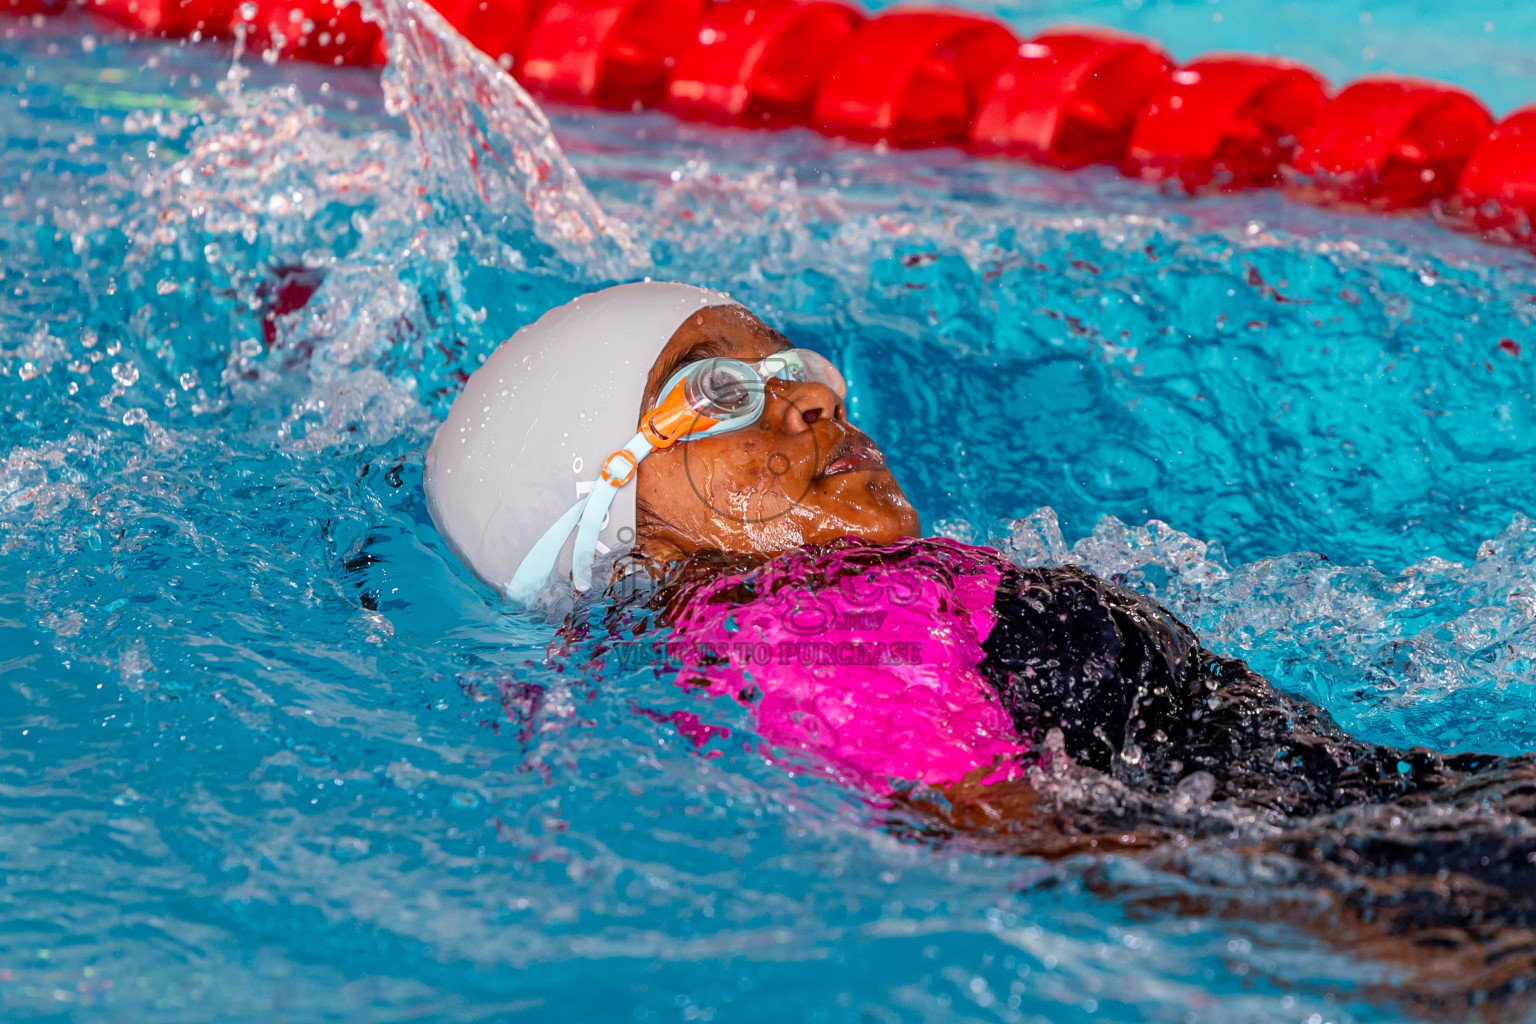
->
[682, 359, 760, 417]
[647, 347, 846, 448]
[753, 349, 847, 398]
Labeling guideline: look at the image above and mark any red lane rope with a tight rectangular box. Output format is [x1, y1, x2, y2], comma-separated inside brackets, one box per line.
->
[812, 10, 1016, 147]
[1125, 57, 1328, 191]
[666, 0, 861, 126]
[973, 29, 1171, 168]
[13, 0, 1536, 247]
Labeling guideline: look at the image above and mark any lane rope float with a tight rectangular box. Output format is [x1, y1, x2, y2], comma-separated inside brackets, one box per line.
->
[11, 0, 1536, 246]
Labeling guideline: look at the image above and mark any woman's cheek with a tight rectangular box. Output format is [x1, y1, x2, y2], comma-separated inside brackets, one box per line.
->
[644, 433, 891, 553]
[679, 438, 818, 551]
[699, 453, 795, 522]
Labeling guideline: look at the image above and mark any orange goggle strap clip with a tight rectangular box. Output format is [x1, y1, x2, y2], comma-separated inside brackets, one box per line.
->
[601, 447, 639, 487]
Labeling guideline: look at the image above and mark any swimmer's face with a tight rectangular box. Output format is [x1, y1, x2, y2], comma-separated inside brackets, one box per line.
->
[634, 305, 920, 559]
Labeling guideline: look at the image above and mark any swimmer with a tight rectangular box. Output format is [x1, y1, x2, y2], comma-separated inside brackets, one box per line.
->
[426, 282, 1536, 1010]
[424, 282, 917, 602]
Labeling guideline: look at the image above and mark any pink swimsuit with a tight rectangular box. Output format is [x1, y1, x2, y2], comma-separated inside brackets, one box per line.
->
[664, 539, 1029, 793]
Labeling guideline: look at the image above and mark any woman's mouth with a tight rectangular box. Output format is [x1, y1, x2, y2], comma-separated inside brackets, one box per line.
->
[819, 434, 887, 477]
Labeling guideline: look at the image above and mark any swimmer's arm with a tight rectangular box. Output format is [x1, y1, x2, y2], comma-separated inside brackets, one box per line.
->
[897, 768, 1153, 858]
[939, 770, 1044, 830]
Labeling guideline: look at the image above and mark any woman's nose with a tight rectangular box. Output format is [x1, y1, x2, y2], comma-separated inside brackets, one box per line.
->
[769, 380, 844, 433]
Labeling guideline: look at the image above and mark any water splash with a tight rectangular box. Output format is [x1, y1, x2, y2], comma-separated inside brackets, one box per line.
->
[999, 506, 1536, 754]
[375, 0, 650, 279]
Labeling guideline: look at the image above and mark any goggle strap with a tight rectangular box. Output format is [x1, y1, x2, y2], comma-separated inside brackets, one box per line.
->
[505, 497, 587, 605]
[504, 432, 653, 603]
[572, 434, 653, 591]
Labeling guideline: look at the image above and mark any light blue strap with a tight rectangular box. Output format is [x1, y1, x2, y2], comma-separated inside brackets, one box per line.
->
[572, 434, 653, 591]
[504, 497, 587, 606]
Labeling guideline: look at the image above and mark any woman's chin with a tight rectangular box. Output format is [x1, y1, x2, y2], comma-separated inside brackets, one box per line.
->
[798, 499, 921, 546]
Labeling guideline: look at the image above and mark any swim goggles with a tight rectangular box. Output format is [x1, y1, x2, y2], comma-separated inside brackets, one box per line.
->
[507, 348, 847, 602]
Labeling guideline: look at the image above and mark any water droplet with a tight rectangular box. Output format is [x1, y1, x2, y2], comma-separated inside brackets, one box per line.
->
[1171, 771, 1216, 814]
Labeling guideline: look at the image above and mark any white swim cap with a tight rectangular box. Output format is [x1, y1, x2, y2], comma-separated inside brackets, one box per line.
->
[424, 281, 740, 601]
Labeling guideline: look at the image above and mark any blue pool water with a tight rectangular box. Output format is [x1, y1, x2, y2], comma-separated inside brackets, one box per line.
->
[3, 0, 1536, 1020]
